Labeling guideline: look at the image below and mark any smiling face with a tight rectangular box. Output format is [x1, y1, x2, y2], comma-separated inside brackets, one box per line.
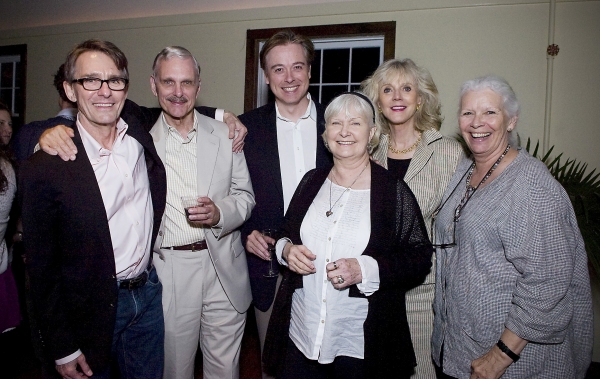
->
[377, 74, 421, 129]
[150, 56, 200, 126]
[325, 105, 375, 163]
[64, 51, 127, 130]
[459, 88, 517, 162]
[263, 43, 311, 116]
[0, 110, 12, 145]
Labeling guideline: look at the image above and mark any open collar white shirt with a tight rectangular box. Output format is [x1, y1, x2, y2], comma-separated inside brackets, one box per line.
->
[275, 94, 317, 214]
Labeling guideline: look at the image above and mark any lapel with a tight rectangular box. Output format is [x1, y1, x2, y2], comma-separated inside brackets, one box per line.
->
[149, 115, 168, 163]
[262, 104, 285, 202]
[195, 112, 220, 196]
[404, 129, 440, 183]
[68, 128, 117, 270]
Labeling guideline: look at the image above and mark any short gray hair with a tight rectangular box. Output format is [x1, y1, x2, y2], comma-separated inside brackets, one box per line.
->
[323, 92, 380, 153]
[459, 75, 520, 119]
[460, 75, 520, 146]
[152, 46, 201, 79]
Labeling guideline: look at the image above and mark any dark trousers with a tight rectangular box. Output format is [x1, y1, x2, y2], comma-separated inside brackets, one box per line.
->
[280, 337, 365, 379]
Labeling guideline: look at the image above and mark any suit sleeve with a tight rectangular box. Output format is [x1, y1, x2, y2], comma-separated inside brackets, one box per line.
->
[19, 156, 80, 361]
[211, 149, 255, 239]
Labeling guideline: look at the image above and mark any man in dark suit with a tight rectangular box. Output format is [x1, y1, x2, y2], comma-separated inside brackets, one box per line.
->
[239, 30, 332, 379]
[20, 39, 167, 379]
[13, 63, 77, 164]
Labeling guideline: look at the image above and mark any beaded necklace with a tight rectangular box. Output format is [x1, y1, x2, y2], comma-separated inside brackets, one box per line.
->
[455, 144, 511, 220]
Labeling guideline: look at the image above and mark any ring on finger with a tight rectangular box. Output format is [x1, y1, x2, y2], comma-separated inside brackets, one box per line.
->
[337, 275, 344, 284]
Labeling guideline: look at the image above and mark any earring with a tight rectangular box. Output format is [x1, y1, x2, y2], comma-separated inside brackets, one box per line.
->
[416, 104, 420, 111]
[367, 141, 373, 152]
[324, 140, 331, 152]
[507, 128, 513, 132]
[377, 106, 382, 113]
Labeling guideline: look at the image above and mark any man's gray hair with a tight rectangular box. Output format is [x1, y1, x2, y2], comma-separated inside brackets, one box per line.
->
[152, 46, 201, 79]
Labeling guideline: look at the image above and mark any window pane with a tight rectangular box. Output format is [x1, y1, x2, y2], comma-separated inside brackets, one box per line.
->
[308, 85, 320, 102]
[13, 88, 22, 116]
[1, 63, 13, 88]
[321, 85, 348, 106]
[0, 89, 13, 110]
[322, 49, 350, 84]
[311, 50, 321, 83]
[351, 47, 380, 83]
[14, 61, 23, 88]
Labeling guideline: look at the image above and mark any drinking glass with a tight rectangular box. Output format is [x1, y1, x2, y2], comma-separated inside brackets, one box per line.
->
[262, 229, 278, 278]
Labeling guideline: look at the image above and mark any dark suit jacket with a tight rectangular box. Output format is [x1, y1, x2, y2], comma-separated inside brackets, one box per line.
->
[238, 101, 332, 311]
[19, 107, 168, 372]
[263, 163, 433, 378]
[13, 116, 75, 165]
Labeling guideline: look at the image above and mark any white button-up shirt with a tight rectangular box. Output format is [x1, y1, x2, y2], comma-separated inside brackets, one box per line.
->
[275, 94, 317, 214]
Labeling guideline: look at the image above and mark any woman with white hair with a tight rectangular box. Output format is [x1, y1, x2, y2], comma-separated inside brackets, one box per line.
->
[263, 92, 433, 378]
[432, 75, 593, 378]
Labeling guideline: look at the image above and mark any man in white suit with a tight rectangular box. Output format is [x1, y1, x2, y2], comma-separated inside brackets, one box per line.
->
[149, 46, 254, 379]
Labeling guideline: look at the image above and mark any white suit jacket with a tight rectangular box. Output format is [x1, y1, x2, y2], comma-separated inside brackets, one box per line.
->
[150, 110, 255, 312]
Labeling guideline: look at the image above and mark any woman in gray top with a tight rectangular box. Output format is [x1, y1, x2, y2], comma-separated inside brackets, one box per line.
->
[432, 75, 593, 378]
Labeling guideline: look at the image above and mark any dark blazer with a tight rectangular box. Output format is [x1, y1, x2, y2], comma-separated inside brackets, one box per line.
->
[11, 100, 216, 164]
[19, 108, 167, 373]
[13, 116, 75, 164]
[263, 163, 433, 378]
[238, 101, 332, 311]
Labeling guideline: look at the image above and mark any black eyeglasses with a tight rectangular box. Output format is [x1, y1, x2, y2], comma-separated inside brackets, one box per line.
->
[72, 77, 129, 91]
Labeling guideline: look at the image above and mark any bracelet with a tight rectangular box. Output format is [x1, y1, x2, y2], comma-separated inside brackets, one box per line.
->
[496, 339, 520, 362]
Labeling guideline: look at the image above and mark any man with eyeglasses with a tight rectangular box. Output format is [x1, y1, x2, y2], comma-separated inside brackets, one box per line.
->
[20, 39, 167, 379]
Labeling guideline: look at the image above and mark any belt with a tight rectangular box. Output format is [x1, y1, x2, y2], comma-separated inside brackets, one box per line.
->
[118, 270, 149, 290]
[168, 240, 208, 252]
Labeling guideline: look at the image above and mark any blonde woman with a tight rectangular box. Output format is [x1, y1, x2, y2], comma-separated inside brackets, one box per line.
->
[362, 59, 463, 378]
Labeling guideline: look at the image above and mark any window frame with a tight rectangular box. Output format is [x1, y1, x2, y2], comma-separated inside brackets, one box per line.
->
[0, 44, 27, 129]
[244, 22, 395, 113]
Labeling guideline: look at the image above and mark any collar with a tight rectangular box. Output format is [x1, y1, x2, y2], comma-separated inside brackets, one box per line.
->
[77, 117, 128, 163]
[275, 93, 316, 123]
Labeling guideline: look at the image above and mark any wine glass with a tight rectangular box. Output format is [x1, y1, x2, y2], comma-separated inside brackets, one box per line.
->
[262, 229, 278, 278]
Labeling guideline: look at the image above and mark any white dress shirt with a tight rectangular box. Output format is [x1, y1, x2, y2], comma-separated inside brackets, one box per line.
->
[276, 179, 380, 363]
[275, 94, 317, 214]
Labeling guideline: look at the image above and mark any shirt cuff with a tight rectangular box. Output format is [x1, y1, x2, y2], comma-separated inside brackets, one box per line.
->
[355, 255, 380, 296]
[55, 350, 82, 365]
[214, 109, 225, 122]
[276, 238, 291, 266]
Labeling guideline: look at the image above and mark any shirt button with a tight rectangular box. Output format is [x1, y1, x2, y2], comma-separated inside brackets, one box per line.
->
[333, 221, 337, 224]
[328, 237, 331, 241]
[322, 299, 326, 303]
[125, 174, 128, 177]
[321, 320, 325, 324]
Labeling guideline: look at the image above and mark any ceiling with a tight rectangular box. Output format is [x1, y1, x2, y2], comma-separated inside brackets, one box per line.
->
[1, 0, 347, 31]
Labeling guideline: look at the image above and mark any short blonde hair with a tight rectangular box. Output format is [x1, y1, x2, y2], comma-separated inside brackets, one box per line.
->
[361, 58, 443, 136]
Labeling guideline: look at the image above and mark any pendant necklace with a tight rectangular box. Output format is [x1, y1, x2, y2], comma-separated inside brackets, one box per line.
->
[326, 161, 369, 217]
[455, 144, 510, 220]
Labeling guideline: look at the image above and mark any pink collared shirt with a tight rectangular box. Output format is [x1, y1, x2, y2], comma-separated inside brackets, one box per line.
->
[77, 118, 153, 280]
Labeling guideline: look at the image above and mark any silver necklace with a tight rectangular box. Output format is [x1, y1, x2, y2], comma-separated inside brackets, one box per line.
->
[326, 161, 369, 217]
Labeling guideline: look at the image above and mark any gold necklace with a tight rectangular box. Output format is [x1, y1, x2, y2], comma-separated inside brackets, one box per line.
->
[326, 161, 369, 217]
[388, 132, 422, 155]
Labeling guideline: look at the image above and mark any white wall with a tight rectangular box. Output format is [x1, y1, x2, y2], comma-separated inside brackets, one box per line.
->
[2, 0, 599, 171]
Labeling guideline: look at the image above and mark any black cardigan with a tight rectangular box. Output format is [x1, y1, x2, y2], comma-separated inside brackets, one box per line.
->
[263, 163, 433, 378]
